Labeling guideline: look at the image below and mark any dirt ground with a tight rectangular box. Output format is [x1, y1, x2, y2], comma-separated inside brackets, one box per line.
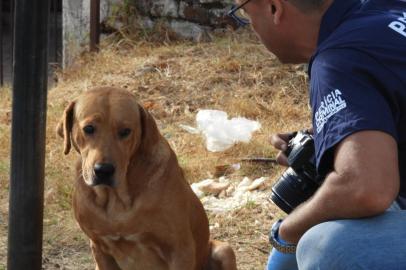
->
[0, 28, 311, 270]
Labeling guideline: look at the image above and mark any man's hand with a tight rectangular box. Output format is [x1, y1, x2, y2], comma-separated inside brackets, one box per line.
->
[269, 132, 294, 166]
[267, 220, 298, 270]
[269, 128, 313, 166]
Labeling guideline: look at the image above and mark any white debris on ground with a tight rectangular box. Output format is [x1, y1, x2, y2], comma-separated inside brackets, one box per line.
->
[180, 109, 261, 152]
[181, 110, 270, 213]
[191, 176, 271, 213]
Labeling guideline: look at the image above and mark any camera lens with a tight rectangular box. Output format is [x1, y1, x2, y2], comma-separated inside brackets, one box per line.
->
[270, 167, 319, 213]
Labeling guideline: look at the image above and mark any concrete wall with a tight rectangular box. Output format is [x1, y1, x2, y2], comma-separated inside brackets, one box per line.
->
[62, 0, 233, 66]
[134, 0, 234, 41]
[62, 0, 119, 67]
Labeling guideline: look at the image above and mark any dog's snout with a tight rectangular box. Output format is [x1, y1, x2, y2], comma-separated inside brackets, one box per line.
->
[94, 163, 115, 177]
[93, 163, 116, 186]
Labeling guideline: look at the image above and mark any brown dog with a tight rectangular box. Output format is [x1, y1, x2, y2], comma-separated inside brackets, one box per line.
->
[57, 87, 237, 270]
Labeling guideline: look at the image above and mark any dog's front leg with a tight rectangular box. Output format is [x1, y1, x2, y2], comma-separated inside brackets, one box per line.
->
[205, 240, 237, 270]
[91, 241, 121, 270]
[168, 258, 196, 270]
[167, 245, 197, 270]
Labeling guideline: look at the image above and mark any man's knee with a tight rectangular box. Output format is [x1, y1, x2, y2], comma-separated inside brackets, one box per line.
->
[296, 220, 357, 270]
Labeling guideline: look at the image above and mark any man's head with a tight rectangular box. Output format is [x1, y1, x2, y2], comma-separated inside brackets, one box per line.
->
[232, 0, 332, 63]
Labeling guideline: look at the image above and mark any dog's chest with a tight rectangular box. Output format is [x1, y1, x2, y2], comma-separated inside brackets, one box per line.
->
[98, 232, 170, 270]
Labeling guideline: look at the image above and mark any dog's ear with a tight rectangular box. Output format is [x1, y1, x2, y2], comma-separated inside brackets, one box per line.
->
[56, 101, 75, 155]
[138, 105, 161, 153]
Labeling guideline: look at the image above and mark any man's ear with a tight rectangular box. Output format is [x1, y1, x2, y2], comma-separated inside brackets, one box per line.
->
[56, 101, 75, 155]
[269, 0, 284, 24]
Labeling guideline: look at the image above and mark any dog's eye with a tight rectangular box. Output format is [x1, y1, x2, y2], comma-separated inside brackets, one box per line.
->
[83, 125, 95, 135]
[118, 128, 131, 139]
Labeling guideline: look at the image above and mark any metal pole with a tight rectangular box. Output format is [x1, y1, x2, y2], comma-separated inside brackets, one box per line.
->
[7, 0, 50, 269]
[0, 0, 3, 86]
[90, 0, 100, 52]
[53, 0, 58, 62]
[10, 0, 14, 74]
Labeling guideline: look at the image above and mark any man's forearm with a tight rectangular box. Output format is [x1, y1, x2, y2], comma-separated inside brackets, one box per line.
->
[278, 170, 392, 244]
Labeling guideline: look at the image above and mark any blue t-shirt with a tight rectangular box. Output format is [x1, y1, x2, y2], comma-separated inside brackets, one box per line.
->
[309, 0, 406, 197]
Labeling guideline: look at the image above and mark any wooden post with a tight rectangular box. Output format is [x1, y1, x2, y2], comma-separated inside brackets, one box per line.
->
[90, 0, 100, 52]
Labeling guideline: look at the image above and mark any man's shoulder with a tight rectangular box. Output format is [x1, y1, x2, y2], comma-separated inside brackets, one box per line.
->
[310, 6, 406, 87]
[318, 3, 406, 53]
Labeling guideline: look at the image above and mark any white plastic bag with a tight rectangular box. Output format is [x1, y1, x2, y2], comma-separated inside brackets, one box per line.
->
[196, 110, 261, 152]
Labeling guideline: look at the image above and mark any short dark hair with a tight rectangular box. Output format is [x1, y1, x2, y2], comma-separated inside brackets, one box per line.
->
[288, 0, 327, 12]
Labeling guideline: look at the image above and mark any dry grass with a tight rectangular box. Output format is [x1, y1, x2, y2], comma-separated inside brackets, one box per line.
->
[0, 28, 310, 269]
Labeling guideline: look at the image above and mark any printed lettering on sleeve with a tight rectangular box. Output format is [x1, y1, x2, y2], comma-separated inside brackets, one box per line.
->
[315, 89, 347, 133]
[388, 12, 406, 37]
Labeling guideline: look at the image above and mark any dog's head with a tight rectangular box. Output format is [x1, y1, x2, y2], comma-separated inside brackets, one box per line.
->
[57, 87, 160, 187]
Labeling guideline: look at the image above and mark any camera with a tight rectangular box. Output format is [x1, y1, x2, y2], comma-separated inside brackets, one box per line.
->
[270, 130, 323, 214]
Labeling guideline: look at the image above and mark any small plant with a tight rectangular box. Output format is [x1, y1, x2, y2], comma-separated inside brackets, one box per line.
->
[245, 200, 257, 210]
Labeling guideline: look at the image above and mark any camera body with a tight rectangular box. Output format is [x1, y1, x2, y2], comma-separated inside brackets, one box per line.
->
[270, 131, 322, 214]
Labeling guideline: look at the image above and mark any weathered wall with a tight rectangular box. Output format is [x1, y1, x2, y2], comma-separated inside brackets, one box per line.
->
[62, 0, 233, 66]
[134, 0, 234, 41]
[62, 0, 119, 67]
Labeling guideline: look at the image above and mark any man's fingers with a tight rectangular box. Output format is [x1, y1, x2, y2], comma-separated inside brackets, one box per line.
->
[269, 133, 292, 151]
[276, 151, 289, 167]
[269, 132, 295, 167]
[270, 131, 313, 167]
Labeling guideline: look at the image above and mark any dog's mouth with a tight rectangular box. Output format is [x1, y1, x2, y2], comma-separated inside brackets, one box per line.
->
[90, 176, 116, 187]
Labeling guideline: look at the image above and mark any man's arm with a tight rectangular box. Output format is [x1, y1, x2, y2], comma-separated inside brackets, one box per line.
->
[278, 130, 400, 244]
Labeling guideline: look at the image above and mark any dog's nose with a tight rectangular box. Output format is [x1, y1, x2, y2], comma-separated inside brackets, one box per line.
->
[94, 163, 115, 184]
